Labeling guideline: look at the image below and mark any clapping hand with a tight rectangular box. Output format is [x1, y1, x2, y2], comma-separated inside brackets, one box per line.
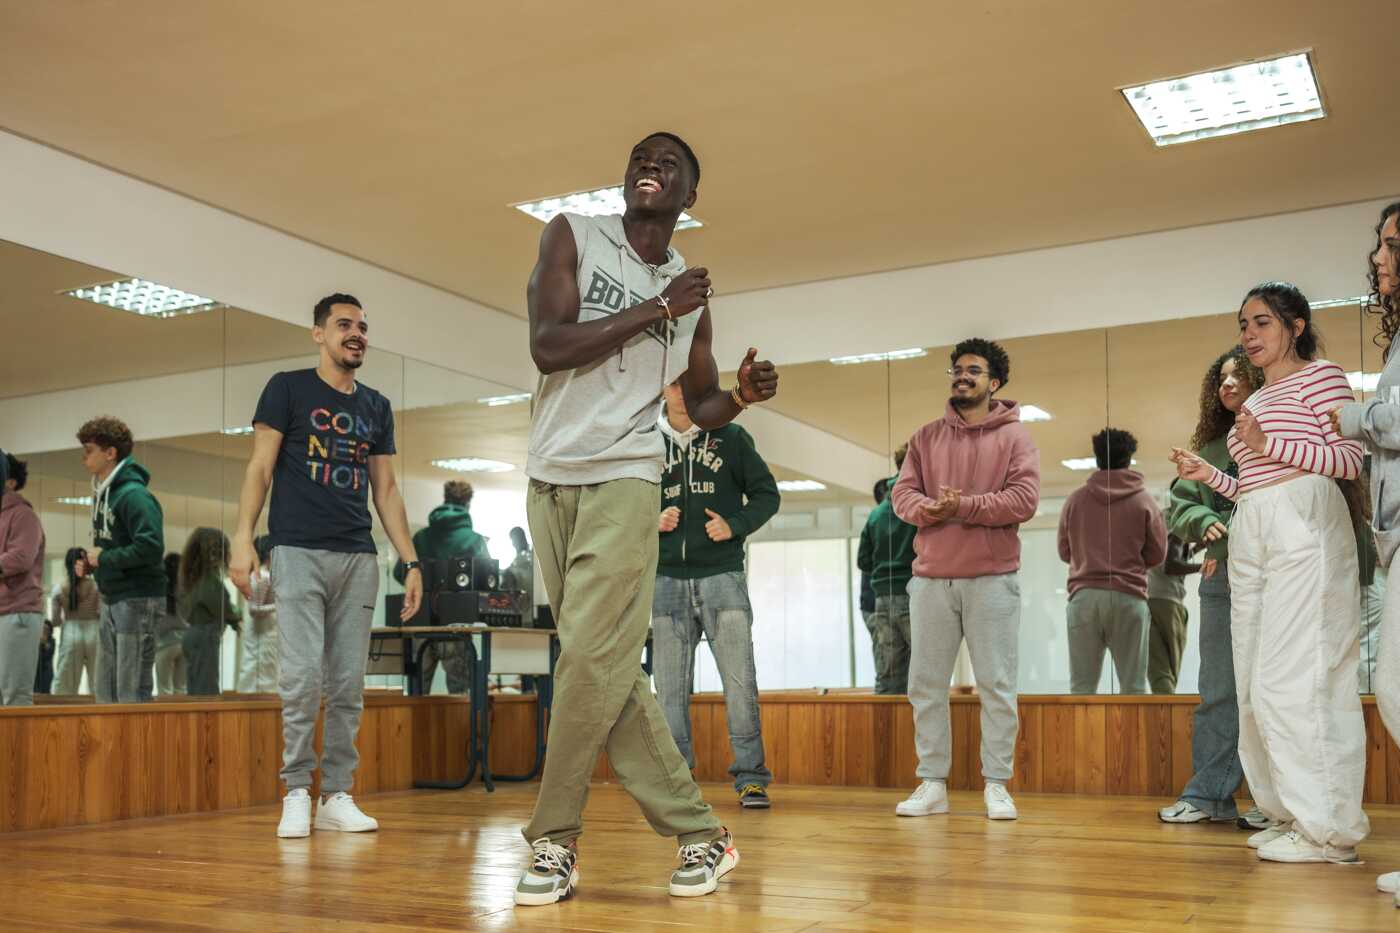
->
[919, 486, 961, 526]
[1169, 447, 1212, 483]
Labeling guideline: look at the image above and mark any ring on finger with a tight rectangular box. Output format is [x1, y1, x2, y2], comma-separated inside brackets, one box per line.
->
[705, 287, 714, 298]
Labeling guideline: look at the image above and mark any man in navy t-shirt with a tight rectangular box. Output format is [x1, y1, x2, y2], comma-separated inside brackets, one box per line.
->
[229, 293, 423, 840]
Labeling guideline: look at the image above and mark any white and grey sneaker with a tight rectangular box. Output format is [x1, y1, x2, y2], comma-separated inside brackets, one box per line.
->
[314, 792, 378, 832]
[1378, 871, 1400, 894]
[895, 780, 949, 817]
[1247, 823, 1290, 850]
[984, 783, 1018, 820]
[1256, 830, 1358, 864]
[515, 838, 579, 906]
[1159, 800, 1228, 824]
[1237, 807, 1271, 831]
[277, 788, 312, 838]
[669, 828, 738, 898]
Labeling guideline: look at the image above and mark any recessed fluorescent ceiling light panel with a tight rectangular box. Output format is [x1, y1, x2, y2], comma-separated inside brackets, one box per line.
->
[432, 457, 514, 474]
[1121, 51, 1324, 147]
[514, 186, 702, 230]
[777, 480, 827, 492]
[1062, 458, 1138, 471]
[221, 426, 255, 436]
[55, 496, 93, 506]
[63, 278, 224, 318]
[830, 348, 927, 366]
[478, 393, 532, 407]
[1019, 405, 1053, 423]
[1347, 372, 1380, 393]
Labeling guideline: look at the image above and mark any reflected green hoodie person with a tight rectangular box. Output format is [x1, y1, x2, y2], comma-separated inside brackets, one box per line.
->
[395, 480, 487, 582]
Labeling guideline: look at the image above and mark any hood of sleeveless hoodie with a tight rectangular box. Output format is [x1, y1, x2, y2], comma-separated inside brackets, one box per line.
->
[593, 214, 689, 278]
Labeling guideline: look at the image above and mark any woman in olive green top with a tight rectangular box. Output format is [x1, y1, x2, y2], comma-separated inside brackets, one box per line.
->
[177, 528, 240, 696]
[1159, 347, 1264, 827]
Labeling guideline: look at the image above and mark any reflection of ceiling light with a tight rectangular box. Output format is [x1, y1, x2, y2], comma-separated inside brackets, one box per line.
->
[221, 426, 255, 436]
[1019, 405, 1053, 423]
[829, 348, 927, 366]
[431, 457, 514, 473]
[63, 278, 224, 318]
[1062, 458, 1139, 471]
[477, 393, 532, 407]
[55, 496, 93, 506]
[777, 480, 827, 492]
[1121, 51, 1324, 147]
[1311, 296, 1368, 310]
[513, 186, 702, 230]
[1347, 371, 1380, 392]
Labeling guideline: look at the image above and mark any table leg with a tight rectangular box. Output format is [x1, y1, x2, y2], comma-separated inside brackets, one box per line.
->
[411, 634, 480, 790]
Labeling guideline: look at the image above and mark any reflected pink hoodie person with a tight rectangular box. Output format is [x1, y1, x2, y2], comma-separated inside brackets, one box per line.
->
[891, 399, 1040, 580]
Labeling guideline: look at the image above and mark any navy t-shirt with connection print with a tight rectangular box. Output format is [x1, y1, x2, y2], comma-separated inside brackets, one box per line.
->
[253, 369, 396, 554]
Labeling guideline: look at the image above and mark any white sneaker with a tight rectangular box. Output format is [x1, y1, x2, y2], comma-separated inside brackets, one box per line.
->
[277, 789, 311, 838]
[1256, 830, 1358, 864]
[1377, 871, 1400, 894]
[515, 838, 580, 906]
[895, 780, 949, 817]
[1247, 823, 1289, 849]
[314, 792, 379, 832]
[1159, 800, 1221, 824]
[669, 828, 739, 898]
[984, 783, 1018, 820]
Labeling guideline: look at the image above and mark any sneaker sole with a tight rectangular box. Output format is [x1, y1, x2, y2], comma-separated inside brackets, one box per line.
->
[514, 868, 579, 906]
[669, 847, 738, 897]
[277, 825, 311, 839]
[896, 802, 949, 817]
[313, 817, 379, 833]
[1159, 812, 1212, 824]
[987, 810, 1018, 821]
[740, 800, 771, 809]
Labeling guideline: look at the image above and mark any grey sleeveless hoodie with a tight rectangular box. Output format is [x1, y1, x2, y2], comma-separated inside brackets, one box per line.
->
[526, 213, 699, 485]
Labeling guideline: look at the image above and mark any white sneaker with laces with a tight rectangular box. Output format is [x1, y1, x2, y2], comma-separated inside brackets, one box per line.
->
[1158, 800, 1222, 824]
[515, 838, 579, 906]
[896, 780, 949, 817]
[984, 783, 1018, 820]
[1247, 823, 1289, 849]
[314, 792, 379, 832]
[669, 828, 738, 898]
[1256, 829, 1357, 864]
[277, 788, 312, 838]
[1378, 871, 1400, 894]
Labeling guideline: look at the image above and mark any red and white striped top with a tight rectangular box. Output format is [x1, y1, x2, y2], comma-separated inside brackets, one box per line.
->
[1206, 360, 1362, 500]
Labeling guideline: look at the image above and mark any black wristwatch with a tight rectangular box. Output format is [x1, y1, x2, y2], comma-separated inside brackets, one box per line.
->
[402, 560, 422, 574]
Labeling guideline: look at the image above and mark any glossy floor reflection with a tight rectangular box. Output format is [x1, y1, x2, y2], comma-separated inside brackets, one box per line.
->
[2, 782, 1399, 931]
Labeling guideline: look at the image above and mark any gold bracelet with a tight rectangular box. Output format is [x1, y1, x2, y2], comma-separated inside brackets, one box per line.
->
[731, 387, 750, 410]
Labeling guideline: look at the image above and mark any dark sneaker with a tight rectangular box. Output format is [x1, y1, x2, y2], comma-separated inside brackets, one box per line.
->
[669, 828, 739, 898]
[1237, 807, 1271, 831]
[514, 838, 579, 906]
[739, 784, 771, 809]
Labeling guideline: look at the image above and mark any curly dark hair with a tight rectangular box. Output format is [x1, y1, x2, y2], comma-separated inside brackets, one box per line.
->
[76, 415, 134, 461]
[1092, 428, 1137, 470]
[1190, 346, 1263, 451]
[1240, 282, 1323, 361]
[1366, 201, 1400, 355]
[950, 338, 1010, 389]
[179, 527, 229, 597]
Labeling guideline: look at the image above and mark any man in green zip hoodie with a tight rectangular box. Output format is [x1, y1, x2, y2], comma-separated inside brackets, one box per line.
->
[652, 380, 781, 809]
[77, 416, 166, 704]
[394, 479, 487, 693]
[857, 443, 918, 695]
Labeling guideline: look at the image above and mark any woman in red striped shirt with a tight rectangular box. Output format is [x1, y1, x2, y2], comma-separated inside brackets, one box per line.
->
[1172, 282, 1369, 865]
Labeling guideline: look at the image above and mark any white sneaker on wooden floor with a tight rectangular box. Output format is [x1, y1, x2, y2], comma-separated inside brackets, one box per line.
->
[895, 780, 949, 817]
[314, 792, 379, 832]
[984, 783, 1018, 820]
[277, 789, 311, 838]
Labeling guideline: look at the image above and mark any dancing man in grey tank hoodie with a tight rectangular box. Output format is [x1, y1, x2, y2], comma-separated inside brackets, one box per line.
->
[513, 132, 779, 908]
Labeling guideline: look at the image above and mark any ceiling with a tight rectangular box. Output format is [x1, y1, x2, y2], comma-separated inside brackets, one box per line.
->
[2, 3, 1396, 318]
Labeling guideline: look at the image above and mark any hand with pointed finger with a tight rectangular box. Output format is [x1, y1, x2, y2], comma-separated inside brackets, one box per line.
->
[704, 508, 733, 542]
[737, 348, 779, 404]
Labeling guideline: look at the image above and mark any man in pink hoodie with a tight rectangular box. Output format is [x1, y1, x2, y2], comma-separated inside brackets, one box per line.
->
[1, 454, 47, 706]
[891, 338, 1040, 821]
[1056, 428, 1167, 695]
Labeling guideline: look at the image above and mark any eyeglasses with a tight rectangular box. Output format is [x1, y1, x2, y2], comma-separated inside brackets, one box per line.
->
[947, 367, 988, 379]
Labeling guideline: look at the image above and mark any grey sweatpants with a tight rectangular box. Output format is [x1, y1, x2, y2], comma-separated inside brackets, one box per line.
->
[95, 597, 160, 703]
[908, 574, 1021, 784]
[271, 546, 379, 795]
[0, 613, 44, 706]
[1067, 587, 1149, 695]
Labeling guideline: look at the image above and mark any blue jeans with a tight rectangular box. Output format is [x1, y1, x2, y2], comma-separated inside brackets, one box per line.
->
[652, 571, 771, 790]
[1179, 566, 1244, 817]
[96, 597, 160, 703]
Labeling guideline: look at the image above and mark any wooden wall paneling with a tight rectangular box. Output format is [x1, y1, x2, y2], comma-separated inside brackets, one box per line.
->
[1012, 703, 1042, 793]
[0, 719, 20, 830]
[1042, 706, 1075, 793]
[1104, 705, 1134, 794]
[965, 702, 984, 792]
[818, 702, 845, 786]
[785, 704, 817, 785]
[1169, 704, 1194, 797]
[1074, 704, 1106, 796]
[845, 702, 875, 787]
[1144, 704, 1173, 797]
[948, 703, 971, 790]
[763, 703, 789, 785]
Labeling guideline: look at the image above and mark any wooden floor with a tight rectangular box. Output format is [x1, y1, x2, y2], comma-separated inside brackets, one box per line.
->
[4, 783, 1400, 932]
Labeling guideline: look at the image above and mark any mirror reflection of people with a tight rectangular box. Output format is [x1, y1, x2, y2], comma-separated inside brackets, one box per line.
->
[78, 416, 166, 704]
[51, 546, 102, 695]
[394, 480, 486, 694]
[891, 338, 1039, 823]
[0, 454, 47, 706]
[236, 536, 279, 693]
[503, 526, 534, 616]
[178, 528, 237, 696]
[229, 292, 422, 840]
[857, 480, 884, 679]
[1144, 504, 1201, 695]
[516, 132, 777, 905]
[34, 620, 55, 697]
[1059, 428, 1166, 696]
[858, 445, 916, 695]
[1174, 282, 1368, 864]
[1334, 202, 1400, 895]
[154, 552, 188, 695]
[1159, 347, 1265, 829]
[652, 379, 780, 809]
